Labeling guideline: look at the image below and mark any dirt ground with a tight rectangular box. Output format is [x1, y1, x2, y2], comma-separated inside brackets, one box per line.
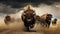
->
[0, 18, 60, 34]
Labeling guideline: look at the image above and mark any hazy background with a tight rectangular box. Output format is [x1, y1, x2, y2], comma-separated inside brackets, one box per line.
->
[0, 0, 60, 34]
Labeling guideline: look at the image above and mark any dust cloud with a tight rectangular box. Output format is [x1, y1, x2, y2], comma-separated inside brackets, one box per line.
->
[0, 3, 60, 34]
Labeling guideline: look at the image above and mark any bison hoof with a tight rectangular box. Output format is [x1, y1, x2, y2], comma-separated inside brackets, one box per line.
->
[30, 25, 34, 28]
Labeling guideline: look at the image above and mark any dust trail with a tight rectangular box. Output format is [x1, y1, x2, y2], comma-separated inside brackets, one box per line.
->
[0, 3, 60, 34]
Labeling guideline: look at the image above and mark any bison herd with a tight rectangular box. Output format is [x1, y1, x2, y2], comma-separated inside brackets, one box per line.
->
[4, 6, 57, 32]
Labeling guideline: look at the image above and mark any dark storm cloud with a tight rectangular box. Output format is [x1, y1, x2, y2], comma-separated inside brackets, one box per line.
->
[0, 0, 60, 14]
[0, 3, 27, 14]
[0, 3, 18, 14]
[0, 0, 60, 7]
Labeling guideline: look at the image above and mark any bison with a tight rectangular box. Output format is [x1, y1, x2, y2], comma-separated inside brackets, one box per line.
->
[21, 6, 36, 31]
[52, 18, 57, 25]
[40, 13, 53, 28]
[4, 15, 11, 25]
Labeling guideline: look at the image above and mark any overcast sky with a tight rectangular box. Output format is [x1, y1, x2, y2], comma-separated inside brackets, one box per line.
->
[0, 0, 60, 19]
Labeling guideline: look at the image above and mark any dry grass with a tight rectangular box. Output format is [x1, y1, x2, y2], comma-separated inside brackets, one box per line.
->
[0, 19, 60, 34]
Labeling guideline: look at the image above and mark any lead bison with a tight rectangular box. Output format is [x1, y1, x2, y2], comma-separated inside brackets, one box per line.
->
[21, 6, 36, 31]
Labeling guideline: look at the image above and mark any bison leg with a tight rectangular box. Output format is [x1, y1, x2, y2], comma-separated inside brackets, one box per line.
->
[47, 22, 50, 28]
[24, 22, 30, 31]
